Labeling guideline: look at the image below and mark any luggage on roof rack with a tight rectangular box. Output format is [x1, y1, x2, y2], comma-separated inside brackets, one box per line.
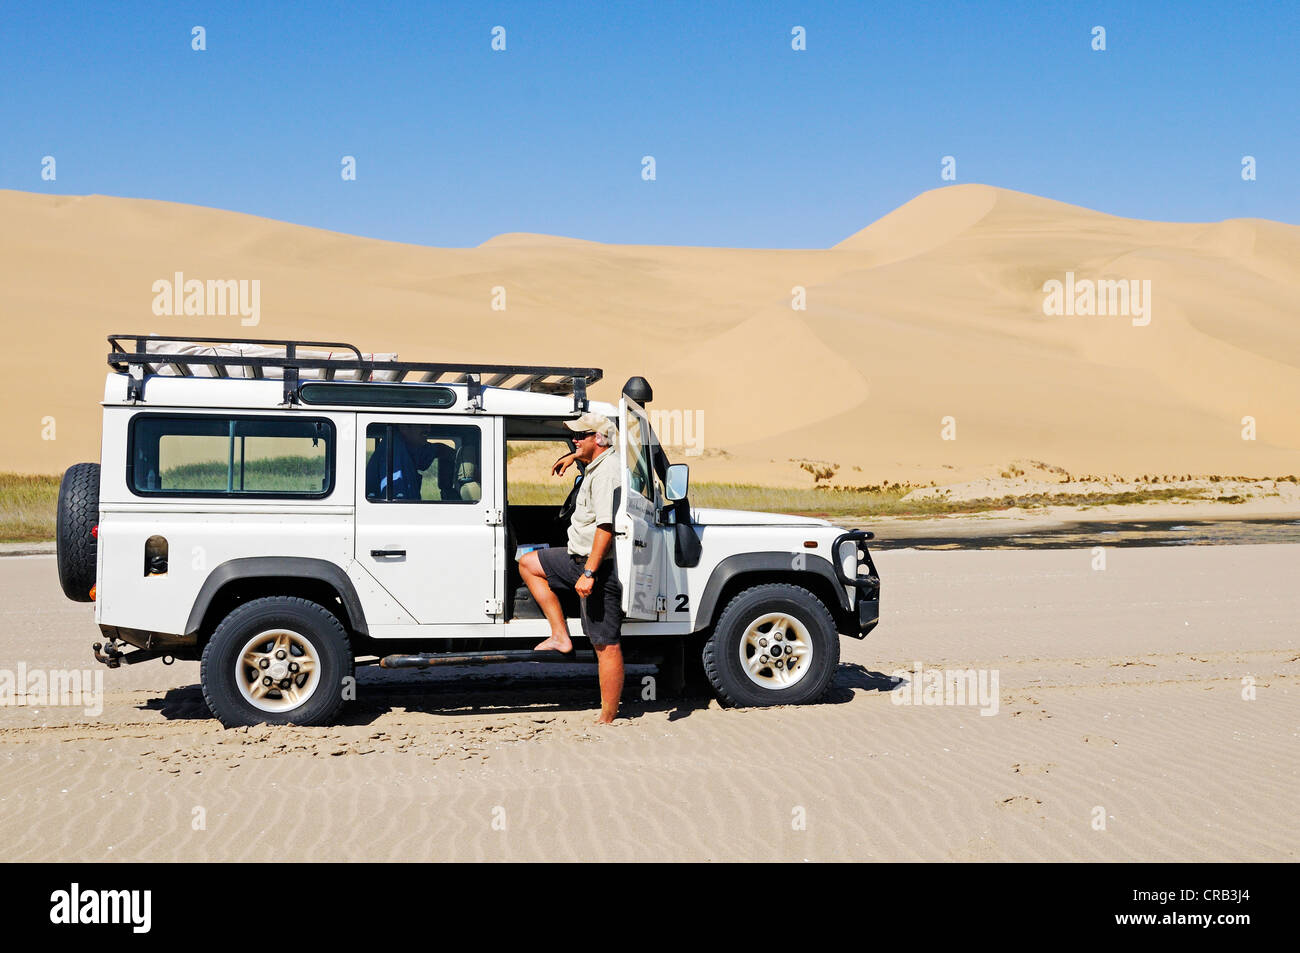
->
[107, 333, 603, 409]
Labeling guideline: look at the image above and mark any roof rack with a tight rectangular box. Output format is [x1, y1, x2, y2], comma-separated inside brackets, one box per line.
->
[107, 333, 602, 410]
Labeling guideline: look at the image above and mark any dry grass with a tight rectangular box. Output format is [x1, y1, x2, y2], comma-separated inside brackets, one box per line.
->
[506, 481, 575, 505]
[507, 440, 553, 462]
[682, 484, 1212, 517]
[0, 473, 60, 543]
[686, 482, 913, 516]
[507, 482, 1219, 518]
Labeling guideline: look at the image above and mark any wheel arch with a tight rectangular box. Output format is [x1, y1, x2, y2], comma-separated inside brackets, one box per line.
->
[185, 557, 369, 642]
[693, 552, 851, 634]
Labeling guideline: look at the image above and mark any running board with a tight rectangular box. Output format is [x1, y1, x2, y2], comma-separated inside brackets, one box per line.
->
[380, 649, 597, 669]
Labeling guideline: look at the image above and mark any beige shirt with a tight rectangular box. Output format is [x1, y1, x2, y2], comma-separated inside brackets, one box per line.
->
[567, 446, 619, 560]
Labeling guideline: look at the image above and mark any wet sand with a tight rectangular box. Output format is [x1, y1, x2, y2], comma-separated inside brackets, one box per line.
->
[867, 516, 1300, 550]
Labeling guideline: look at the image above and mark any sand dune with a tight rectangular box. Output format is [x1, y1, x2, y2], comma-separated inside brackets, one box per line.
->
[2, 184, 1298, 485]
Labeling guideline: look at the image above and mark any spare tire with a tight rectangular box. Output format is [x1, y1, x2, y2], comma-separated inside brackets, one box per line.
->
[57, 463, 100, 602]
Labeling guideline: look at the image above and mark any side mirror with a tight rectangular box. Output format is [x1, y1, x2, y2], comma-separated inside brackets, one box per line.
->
[665, 463, 689, 502]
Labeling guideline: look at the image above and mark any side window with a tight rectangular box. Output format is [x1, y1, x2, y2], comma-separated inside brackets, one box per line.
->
[651, 443, 667, 502]
[365, 423, 481, 503]
[644, 419, 667, 501]
[130, 415, 333, 497]
[623, 410, 655, 502]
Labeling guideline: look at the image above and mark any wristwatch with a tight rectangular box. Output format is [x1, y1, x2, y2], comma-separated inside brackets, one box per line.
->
[581, 568, 595, 579]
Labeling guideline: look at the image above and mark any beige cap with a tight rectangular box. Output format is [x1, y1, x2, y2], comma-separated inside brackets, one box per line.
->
[565, 411, 617, 440]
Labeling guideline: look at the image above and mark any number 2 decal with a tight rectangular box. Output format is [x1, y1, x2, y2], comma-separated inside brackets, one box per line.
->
[674, 593, 689, 612]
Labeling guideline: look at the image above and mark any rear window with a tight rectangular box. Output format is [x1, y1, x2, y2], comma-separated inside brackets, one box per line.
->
[129, 415, 334, 498]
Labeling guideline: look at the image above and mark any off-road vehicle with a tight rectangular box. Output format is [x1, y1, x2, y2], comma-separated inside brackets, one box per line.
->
[56, 334, 882, 726]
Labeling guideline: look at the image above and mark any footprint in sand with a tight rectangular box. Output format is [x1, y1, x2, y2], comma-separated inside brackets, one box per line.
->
[998, 795, 1043, 813]
[1011, 762, 1056, 775]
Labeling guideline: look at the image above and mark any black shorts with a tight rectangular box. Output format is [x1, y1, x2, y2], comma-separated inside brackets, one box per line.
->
[536, 547, 624, 646]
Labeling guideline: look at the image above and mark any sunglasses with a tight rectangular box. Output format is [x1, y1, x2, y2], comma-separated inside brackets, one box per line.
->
[570, 431, 596, 441]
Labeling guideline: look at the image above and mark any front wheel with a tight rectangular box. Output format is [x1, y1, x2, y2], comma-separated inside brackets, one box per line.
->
[702, 583, 839, 707]
[200, 597, 353, 727]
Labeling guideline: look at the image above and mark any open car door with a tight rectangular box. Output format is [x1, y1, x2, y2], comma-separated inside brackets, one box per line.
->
[616, 396, 665, 620]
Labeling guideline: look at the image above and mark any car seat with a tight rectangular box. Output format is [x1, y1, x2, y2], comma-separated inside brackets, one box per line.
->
[454, 446, 481, 501]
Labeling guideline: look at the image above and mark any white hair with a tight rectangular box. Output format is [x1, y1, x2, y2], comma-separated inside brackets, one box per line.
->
[594, 431, 613, 448]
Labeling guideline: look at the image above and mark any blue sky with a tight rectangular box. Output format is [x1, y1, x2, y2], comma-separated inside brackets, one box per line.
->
[2, 0, 1296, 247]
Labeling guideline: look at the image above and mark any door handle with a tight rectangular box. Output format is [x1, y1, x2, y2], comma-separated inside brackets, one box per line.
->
[633, 539, 647, 548]
[370, 549, 406, 558]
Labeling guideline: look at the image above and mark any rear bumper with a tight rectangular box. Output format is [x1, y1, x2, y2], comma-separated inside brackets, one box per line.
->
[98, 623, 192, 649]
[833, 530, 882, 639]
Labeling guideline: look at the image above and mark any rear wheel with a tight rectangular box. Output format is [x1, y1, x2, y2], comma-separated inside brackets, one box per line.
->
[56, 463, 100, 602]
[200, 596, 353, 727]
[703, 583, 839, 707]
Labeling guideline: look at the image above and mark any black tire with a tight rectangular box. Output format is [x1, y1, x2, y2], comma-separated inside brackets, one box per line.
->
[56, 463, 100, 602]
[703, 583, 839, 707]
[200, 596, 353, 728]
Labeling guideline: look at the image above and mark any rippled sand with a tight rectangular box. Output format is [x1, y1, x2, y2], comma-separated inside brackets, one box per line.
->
[2, 546, 1297, 861]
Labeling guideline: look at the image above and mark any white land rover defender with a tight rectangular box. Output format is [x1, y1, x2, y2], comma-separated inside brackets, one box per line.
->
[56, 334, 882, 727]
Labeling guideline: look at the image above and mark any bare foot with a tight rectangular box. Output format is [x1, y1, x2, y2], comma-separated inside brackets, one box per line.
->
[534, 634, 573, 653]
[595, 711, 617, 725]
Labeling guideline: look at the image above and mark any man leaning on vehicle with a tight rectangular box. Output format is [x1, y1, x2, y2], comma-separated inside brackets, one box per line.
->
[520, 412, 625, 724]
